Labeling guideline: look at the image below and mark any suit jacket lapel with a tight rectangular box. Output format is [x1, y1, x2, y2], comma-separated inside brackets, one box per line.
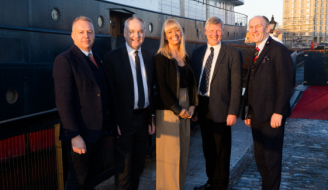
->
[245, 48, 256, 82]
[252, 37, 272, 73]
[72, 45, 99, 86]
[141, 50, 151, 94]
[120, 45, 134, 93]
[211, 42, 226, 83]
[195, 44, 207, 85]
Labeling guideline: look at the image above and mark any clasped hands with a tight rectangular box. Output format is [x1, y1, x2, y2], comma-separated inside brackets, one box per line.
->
[179, 106, 195, 119]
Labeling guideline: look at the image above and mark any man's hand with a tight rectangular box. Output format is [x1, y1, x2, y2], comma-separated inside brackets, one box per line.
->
[71, 135, 87, 154]
[226, 115, 237, 126]
[244, 119, 251, 127]
[191, 115, 198, 122]
[188, 106, 196, 118]
[179, 109, 190, 119]
[271, 113, 283, 128]
[116, 125, 121, 138]
[149, 117, 155, 135]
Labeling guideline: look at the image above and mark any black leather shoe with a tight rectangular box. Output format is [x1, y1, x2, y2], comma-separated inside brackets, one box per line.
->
[194, 182, 212, 190]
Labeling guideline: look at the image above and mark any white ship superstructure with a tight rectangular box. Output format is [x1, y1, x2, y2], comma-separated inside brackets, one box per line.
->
[106, 0, 246, 26]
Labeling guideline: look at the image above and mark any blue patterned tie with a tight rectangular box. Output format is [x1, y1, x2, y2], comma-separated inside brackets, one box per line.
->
[200, 47, 214, 95]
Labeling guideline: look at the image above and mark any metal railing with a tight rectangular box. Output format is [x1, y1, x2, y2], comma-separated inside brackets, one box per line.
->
[158, 0, 247, 26]
[0, 110, 115, 190]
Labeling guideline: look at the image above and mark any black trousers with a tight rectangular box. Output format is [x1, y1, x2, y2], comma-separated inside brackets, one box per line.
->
[251, 110, 285, 190]
[198, 96, 232, 190]
[113, 110, 149, 190]
[65, 133, 105, 190]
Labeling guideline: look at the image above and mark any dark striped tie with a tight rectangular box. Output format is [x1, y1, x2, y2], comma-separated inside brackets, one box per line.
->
[134, 51, 145, 109]
[253, 47, 260, 65]
[199, 47, 214, 95]
[88, 53, 98, 67]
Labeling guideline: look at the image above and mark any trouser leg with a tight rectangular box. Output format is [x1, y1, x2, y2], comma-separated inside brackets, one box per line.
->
[114, 111, 149, 190]
[114, 133, 134, 190]
[198, 117, 216, 185]
[251, 112, 285, 190]
[212, 123, 231, 190]
[65, 135, 104, 190]
[131, 112, 149, 190]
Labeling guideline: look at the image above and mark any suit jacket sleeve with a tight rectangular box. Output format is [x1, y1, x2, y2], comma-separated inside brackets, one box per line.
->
[191, 49, 199, 115]
[273, 45, 294, 115]
[150, 55, 156, 116]
[229, 49, 243, 116]
[155, 54, 182, 115]
[103, 53, 115, 85]
[53, 55, 80, 139]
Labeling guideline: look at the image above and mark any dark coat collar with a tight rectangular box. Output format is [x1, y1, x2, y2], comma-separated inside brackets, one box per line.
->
[71, 44, 99, 86]
[211, 42, 226, 83]
[252, 36, 272, 72]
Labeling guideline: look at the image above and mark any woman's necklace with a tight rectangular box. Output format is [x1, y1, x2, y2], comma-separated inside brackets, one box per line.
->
[172, 51, 184, 66]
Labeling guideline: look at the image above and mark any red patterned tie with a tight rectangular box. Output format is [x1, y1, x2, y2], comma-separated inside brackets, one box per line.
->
[253, 47, 260, 65]
[88, 53, 98, 67]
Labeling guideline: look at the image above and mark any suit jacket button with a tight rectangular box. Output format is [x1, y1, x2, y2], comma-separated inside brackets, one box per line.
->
[99, 110, 102, 113]
[252, 70, 254, 71]
[97, 94, 100, 97]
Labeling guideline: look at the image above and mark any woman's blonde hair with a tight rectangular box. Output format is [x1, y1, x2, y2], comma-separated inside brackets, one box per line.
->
[157, 19, 187, 62]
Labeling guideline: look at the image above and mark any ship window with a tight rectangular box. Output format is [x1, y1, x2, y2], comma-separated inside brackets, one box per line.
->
[6, 89, 18, 104]
[227, 32, 230, 37]
[149, 23, 153, 33]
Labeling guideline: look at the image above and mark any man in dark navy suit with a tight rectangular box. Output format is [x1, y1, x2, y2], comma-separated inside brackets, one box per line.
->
[103, 17, 155, 190]
[53, 16, 117, 190]
[191, 16, 242, 190]
[242, 16, 294, 190]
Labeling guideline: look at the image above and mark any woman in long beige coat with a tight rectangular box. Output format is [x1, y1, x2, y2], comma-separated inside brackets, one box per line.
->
[155, 19, 198, 190]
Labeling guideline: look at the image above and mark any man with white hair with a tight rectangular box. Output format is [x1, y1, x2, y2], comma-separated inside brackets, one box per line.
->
[242, 16, 294, 190]
[103, 17, 155, 190]
[191, 16, 242, 190]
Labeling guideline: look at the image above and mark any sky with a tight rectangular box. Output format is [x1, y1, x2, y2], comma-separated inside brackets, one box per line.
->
[235, 0, 283, 27]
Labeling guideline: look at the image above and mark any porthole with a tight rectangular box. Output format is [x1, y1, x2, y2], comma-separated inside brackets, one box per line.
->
[149, 23, 153, 33]
[6, 89, 18, 104]
[51, 8, 60, 21]
[98, 16, 104, 28]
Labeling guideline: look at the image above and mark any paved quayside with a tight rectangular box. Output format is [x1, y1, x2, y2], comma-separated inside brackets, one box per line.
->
[95, 118, 254, 190]
[231, 118, 328, 190]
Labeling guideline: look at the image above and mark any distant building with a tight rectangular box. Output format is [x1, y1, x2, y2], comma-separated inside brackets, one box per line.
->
[283, 0, 326, 48]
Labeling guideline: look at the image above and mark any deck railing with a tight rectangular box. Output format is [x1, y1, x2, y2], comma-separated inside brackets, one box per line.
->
[0, 110, 115, 190]
[158, 0, 248, 26]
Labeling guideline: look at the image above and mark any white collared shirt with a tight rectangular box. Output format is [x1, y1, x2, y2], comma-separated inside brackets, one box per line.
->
[125, 42, 149, 109]
[257, 36, 269, 56]
[198, 42, 221, 97]
[75, 44, 93, 57]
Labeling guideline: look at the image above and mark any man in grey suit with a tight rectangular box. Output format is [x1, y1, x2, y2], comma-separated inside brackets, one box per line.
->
[191, 16, 242, 190]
